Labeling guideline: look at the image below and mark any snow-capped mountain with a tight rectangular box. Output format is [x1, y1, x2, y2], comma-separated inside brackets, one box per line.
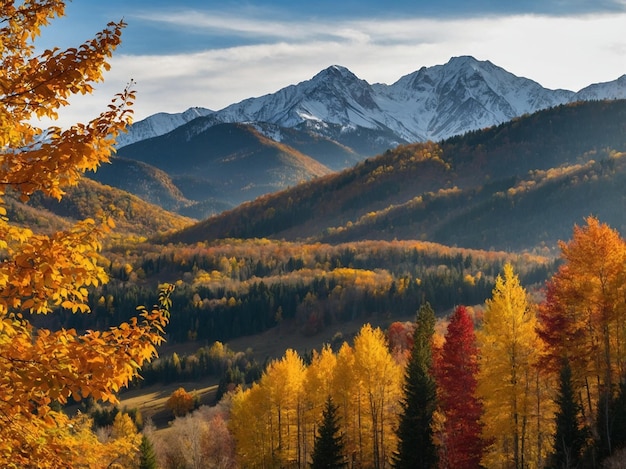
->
[377, 56, 574, 140]
[216, 56, 576, 143]
[116, 107, 214, 147]
[217, 65, 388, 131]
[118, 56, 623, 153]
[573, 74, 626, 101]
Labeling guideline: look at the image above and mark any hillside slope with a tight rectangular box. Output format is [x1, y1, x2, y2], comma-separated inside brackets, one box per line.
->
[21, 178, 194, 238]
[162, 100, 626, 252]
[115, 121, 333, 214]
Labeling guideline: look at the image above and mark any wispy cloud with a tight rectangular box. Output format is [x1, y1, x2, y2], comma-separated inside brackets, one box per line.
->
[48, 9, 626, 128]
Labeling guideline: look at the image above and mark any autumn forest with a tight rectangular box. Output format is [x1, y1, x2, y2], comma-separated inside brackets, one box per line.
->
[5, 2, 626, 469]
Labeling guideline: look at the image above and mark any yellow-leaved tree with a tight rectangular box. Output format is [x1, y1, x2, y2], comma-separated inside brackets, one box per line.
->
[477, 264, 554, 469]
[0, 1, 172, 467]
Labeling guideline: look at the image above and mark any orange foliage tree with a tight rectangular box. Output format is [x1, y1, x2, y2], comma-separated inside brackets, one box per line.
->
[0, 2, 172, 467]
[538, 216, 626, 453]
[167, 387, 196, 417]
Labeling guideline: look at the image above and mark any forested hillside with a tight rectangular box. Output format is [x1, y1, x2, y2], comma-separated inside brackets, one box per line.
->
[6, 177, 194, 238]
[53, 238, 550, 346]
[113, 121, 333, 215]
[165, 100, 626, 252]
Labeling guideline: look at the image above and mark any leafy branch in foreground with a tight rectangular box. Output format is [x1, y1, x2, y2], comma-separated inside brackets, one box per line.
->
[0, 1, 172, 467]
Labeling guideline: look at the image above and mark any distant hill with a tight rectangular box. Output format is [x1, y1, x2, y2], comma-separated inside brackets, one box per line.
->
[19, 178, 194, 238]
[161, 100, 626, 252]
[113, 122, 333, 218]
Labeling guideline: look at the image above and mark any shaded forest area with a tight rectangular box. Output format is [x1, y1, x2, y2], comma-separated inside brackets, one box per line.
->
[165, 100, 626, 253]
[47, 239, 552, 348]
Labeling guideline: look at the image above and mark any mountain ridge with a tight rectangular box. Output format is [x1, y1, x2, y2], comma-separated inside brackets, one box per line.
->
[105, 56, 626, 221]
[117, 56, 620, 150]
[111, 122, 333, 214]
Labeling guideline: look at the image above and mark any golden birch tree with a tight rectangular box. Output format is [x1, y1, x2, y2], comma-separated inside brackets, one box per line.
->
[304, 345, 338, 462]
[264, 348, 307, 466]
[332, 341, 360, 465]
[231, 349, 306, 467]
[0, 1, 172, 466]
[230, 382, 273, 468]
[477, 263, 554, 469]
[353, 324, 403, 469]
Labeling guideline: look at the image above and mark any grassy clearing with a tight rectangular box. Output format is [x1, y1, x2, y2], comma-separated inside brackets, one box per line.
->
[117, 379, 218, 429]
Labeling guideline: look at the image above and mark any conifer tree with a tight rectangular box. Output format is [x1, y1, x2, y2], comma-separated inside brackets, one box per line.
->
[392, 302, 438, 469]
[611, 380, 626, 453]
[138, 434, 158, 469]
[311, 395, 346, 469]
[597, 379, 626, 461]
[550, 360, 587, 469]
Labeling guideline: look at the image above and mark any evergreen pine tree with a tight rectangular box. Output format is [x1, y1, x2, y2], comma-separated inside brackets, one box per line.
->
[138, 434, 158, 469]
[311, 395, 346, 469]
[551, 360, 587, 469]
[392, 302, 438, 469]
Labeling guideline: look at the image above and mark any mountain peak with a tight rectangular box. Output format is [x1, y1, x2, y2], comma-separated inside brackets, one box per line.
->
[312, 65, 360, 82]
[442, 55, 498, 75]
[446, 55, 480, 65]
[122, 57, 621, 151]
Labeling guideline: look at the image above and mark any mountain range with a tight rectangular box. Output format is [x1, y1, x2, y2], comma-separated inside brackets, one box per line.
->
[117, 56, 626, 149]
[87, 56, 626, 224]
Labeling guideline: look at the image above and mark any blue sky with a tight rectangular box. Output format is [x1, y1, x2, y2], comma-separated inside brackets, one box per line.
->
[36, 1, 626, 127]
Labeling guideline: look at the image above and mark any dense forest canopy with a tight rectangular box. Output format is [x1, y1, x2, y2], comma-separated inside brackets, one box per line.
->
[52, 238, 552, 347]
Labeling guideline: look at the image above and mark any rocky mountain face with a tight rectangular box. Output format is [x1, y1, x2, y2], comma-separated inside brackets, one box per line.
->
[117, 55, 620, 152]
[103, 56, 626, 221]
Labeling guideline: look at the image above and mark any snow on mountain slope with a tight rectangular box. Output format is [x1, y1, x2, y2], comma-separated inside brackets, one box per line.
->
[118, 56, 623, 152]
[574, 75, 626, 101]
[211, 56, 577, 142]
[380, 56, 575, 140]
[116, 107, 214, 148]
[216, 65, 388, 131]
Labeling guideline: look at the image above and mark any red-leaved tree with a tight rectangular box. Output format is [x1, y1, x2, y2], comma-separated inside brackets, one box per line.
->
[435, 305, 485, 468]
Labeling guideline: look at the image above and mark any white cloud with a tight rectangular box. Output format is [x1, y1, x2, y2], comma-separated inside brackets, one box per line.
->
[46, 11, 626, 128]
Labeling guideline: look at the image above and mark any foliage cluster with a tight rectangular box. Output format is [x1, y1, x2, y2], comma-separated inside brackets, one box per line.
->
[147, 397, 237, 468]
[0, 1, 172, 466]
[61, 239, 551, 348]
[136, 341, 262, 401]
[230, 325, 403, 469]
